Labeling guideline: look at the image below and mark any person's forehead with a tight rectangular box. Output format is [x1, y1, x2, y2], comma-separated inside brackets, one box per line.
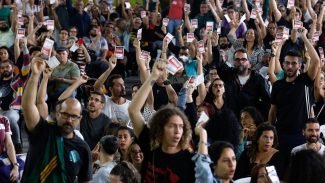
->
[284, 55, 299, 61]
[235, 52, 248, 58]
[306, 123, 320, 129]
[113, 78, 124, 85]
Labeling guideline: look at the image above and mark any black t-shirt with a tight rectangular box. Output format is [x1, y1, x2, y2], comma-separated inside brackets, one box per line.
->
[80, 110, 111, 150]
[138, 126, 195, 183]
[271, 73, 313, 132]
[0, 78, 13, 110]
[152, 83, 169, 110]
[263, 33, 275, 51]
[277, 17, 292, 30]
[22, 118, 92, 182]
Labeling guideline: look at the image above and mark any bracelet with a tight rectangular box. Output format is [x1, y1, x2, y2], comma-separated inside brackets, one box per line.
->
[200, 141, 208, 146]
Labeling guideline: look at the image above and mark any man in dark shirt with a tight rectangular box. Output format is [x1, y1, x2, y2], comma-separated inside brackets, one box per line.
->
[269, 28, 320, 161]
[80, 91, 111, 150]
[68, 0, 91, 37]
[22, 55, 92, 182]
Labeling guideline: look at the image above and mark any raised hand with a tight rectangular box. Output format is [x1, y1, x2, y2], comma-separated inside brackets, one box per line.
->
[79, 75, 89, 84]
[108, 56, 117, 70]
[42, 68, 53, 78]
[150, 61, 166, 80]
[31, 53, 46, 75]
[133, 38, 140, 48]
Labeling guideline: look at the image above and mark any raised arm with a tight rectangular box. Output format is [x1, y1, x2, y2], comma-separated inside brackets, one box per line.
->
[22, 54, 46, 131]
[128, 61, 166, 137]
[270, 0, 281, 22]
[58, 75, 88, 101]
[37, 68, 53, 119]
[207, 0, 220, 23]
[302, 28, 321, 80]
[93, 57, 116, 91]
[214, 0, 224, 18]
[268, 42, 282, 85]
[197, 49, 207, 105]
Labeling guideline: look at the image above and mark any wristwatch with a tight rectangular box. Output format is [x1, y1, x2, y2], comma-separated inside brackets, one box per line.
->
[163, 80, 171, 86]
[13, 162, 19, 167]
[270, 53, 276, 57]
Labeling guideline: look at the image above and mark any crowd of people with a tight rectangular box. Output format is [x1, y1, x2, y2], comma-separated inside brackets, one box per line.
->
[1, 0, 325, 182]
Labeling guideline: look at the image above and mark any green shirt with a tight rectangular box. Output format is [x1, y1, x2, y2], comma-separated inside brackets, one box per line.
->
[51, 60, 81, 90]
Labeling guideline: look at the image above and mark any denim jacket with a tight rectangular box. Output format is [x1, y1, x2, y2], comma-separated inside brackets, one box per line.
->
[192, 153, 235, 183]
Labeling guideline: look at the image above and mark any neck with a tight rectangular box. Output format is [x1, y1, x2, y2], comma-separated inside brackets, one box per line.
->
[247, 42, 254, 50]
[285, 75, 298, 82]
[221, 179, 230, 183]
[62, 132, 74, 139]
[161, 144, 181, 154]
[99, 153, 114, 165]
[237, 71, 250, 77]
[111, 96, 124, 105]
[89, 110, 101, 118]
[60, 60, 68, 66]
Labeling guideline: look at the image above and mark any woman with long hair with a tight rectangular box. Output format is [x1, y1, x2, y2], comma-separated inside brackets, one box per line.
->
[235, 123, 284, 180]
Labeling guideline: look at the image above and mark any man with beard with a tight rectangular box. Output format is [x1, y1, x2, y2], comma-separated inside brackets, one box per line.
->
[94, 73, 131, 126]
[0, 18, 15, 48]
[214, 48, 270, 119]
[80, 91, 112, 150]
[0, 60, 21, 152]
[219, 34, 233, 67]
[21, 54, 92, 182]
[268, 28, 320, 162]
[83, 25, 108, 61]
[291, 118, 325, 155]
[68, 0, 91, 37]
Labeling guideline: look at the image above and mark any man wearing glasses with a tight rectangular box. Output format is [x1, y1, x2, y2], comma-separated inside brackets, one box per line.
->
[214, 48, 270, 120]
[22, 55, 92, 182]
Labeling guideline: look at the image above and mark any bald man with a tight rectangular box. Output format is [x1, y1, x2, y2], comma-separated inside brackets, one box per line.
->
[21, 55, 92, 182]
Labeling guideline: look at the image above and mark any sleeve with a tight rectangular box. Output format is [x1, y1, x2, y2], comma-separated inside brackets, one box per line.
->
[191, 153, 215, 183]
[234, 149, 250, 179]
[138, 126, 151, 157]
[184, 102, 198, 131]
[69, 63, 81, 79]
[78, 146, 93, 181]
[0, 116, 11, 134]
[270, 151, 285, 180]
[92, 168, 108, 183]
[100, 38, 108, 50]
[256, 74, 271, 120]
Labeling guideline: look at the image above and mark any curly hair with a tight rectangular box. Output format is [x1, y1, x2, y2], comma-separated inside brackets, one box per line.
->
[148, 105, 192, 151]
[250, 164, 272, 183]
[248, 123, 278, 163]
[240, 106, 264, 127]
[205, 78, 225, 102]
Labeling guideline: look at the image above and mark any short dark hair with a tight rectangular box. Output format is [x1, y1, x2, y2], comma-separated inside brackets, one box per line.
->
[117, 126, 135, 139]
[285, 50, 302, 63]
[60, 28, 69, 33]
[108, 74, 123, 88]
[29, 46, 42, 55]
[110, 161, 141, 183]
[0, 59, 14, 67]
[304, 118, 319, 129]
[90, 91, 106, 104]
[100, 135, 119, 155]
[234, 48, 248, 57]
[209, 141, 234, 163]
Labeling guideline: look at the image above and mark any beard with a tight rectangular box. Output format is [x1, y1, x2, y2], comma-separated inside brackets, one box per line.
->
[0, 26, 9, 32]
[306, 136, 319, 143]
[58, 123, 74, 135]
[285, 69, 298, 78]
[220, 44, 229, 49]
[90, 33, 97, 37]
[235, 65, 249, 75]
[119, 90, 126, 97]
[2, 71, 13, 77]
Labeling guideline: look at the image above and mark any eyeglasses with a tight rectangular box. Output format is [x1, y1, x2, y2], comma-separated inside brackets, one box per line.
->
[60, 112, 81, 121]
[234, 58, 248, 62]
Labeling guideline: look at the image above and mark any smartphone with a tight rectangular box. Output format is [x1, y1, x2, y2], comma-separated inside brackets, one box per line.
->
[78, 38, 84, 45]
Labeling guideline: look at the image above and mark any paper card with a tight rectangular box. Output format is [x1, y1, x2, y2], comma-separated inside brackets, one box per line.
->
[239, 14, 246, 24]
[206, 21, 214, 32]
[17, 28, 25, 38]
[47, 56, 60, 68]
[293, 20, 303, 29]
[274, 33, 284, 43]
[319, 47, 324, 59]
[41, 38, 54, 61]
[264, 19, 269, 27]
[266, 166, 280, 183]
[188, 76, 196, 86]
[140, 50, 150, 60]
[217, 21, 221, 34]
[184, 3, 191, 12]
[114, 46, 125, 59]
[141, 11, 146, 18]
[191, 19, 198, 29]
[250, 9, 257, 19]
[165, 33, 174, 44]
[163, 18, 169, 27]
[313, 31, 320, 41]
[125, 2, 131, 9]
[195, 73, 204, 86]
[197, 111, 209, 126]
[18, 11, 22, 17]
[224, 14, 231, 23]
[70, 43, 79, 52]
[50, 0, 56, 4]
[166, 56, 183, 75]
[198, 40, 205, 53]
[17, 16, 24, 26]
[137, 28, 142, 40]
[46, 20, 54, 30]
[283, 28, 289, 40]
[287, 0, 295, 9]
[187, 33, 195, 43]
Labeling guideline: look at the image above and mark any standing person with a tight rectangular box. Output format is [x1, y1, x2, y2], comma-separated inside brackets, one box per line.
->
[291, 118, 325, 156]
[128, 61, 195, 182]
[68, 0, 91, 37]
[21, 55, 92, 182]
[268, 28, 320, 161]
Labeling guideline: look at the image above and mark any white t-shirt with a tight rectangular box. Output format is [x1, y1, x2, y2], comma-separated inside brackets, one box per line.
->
[291, 143, 325, 155]
[103, 95, 131, 126]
